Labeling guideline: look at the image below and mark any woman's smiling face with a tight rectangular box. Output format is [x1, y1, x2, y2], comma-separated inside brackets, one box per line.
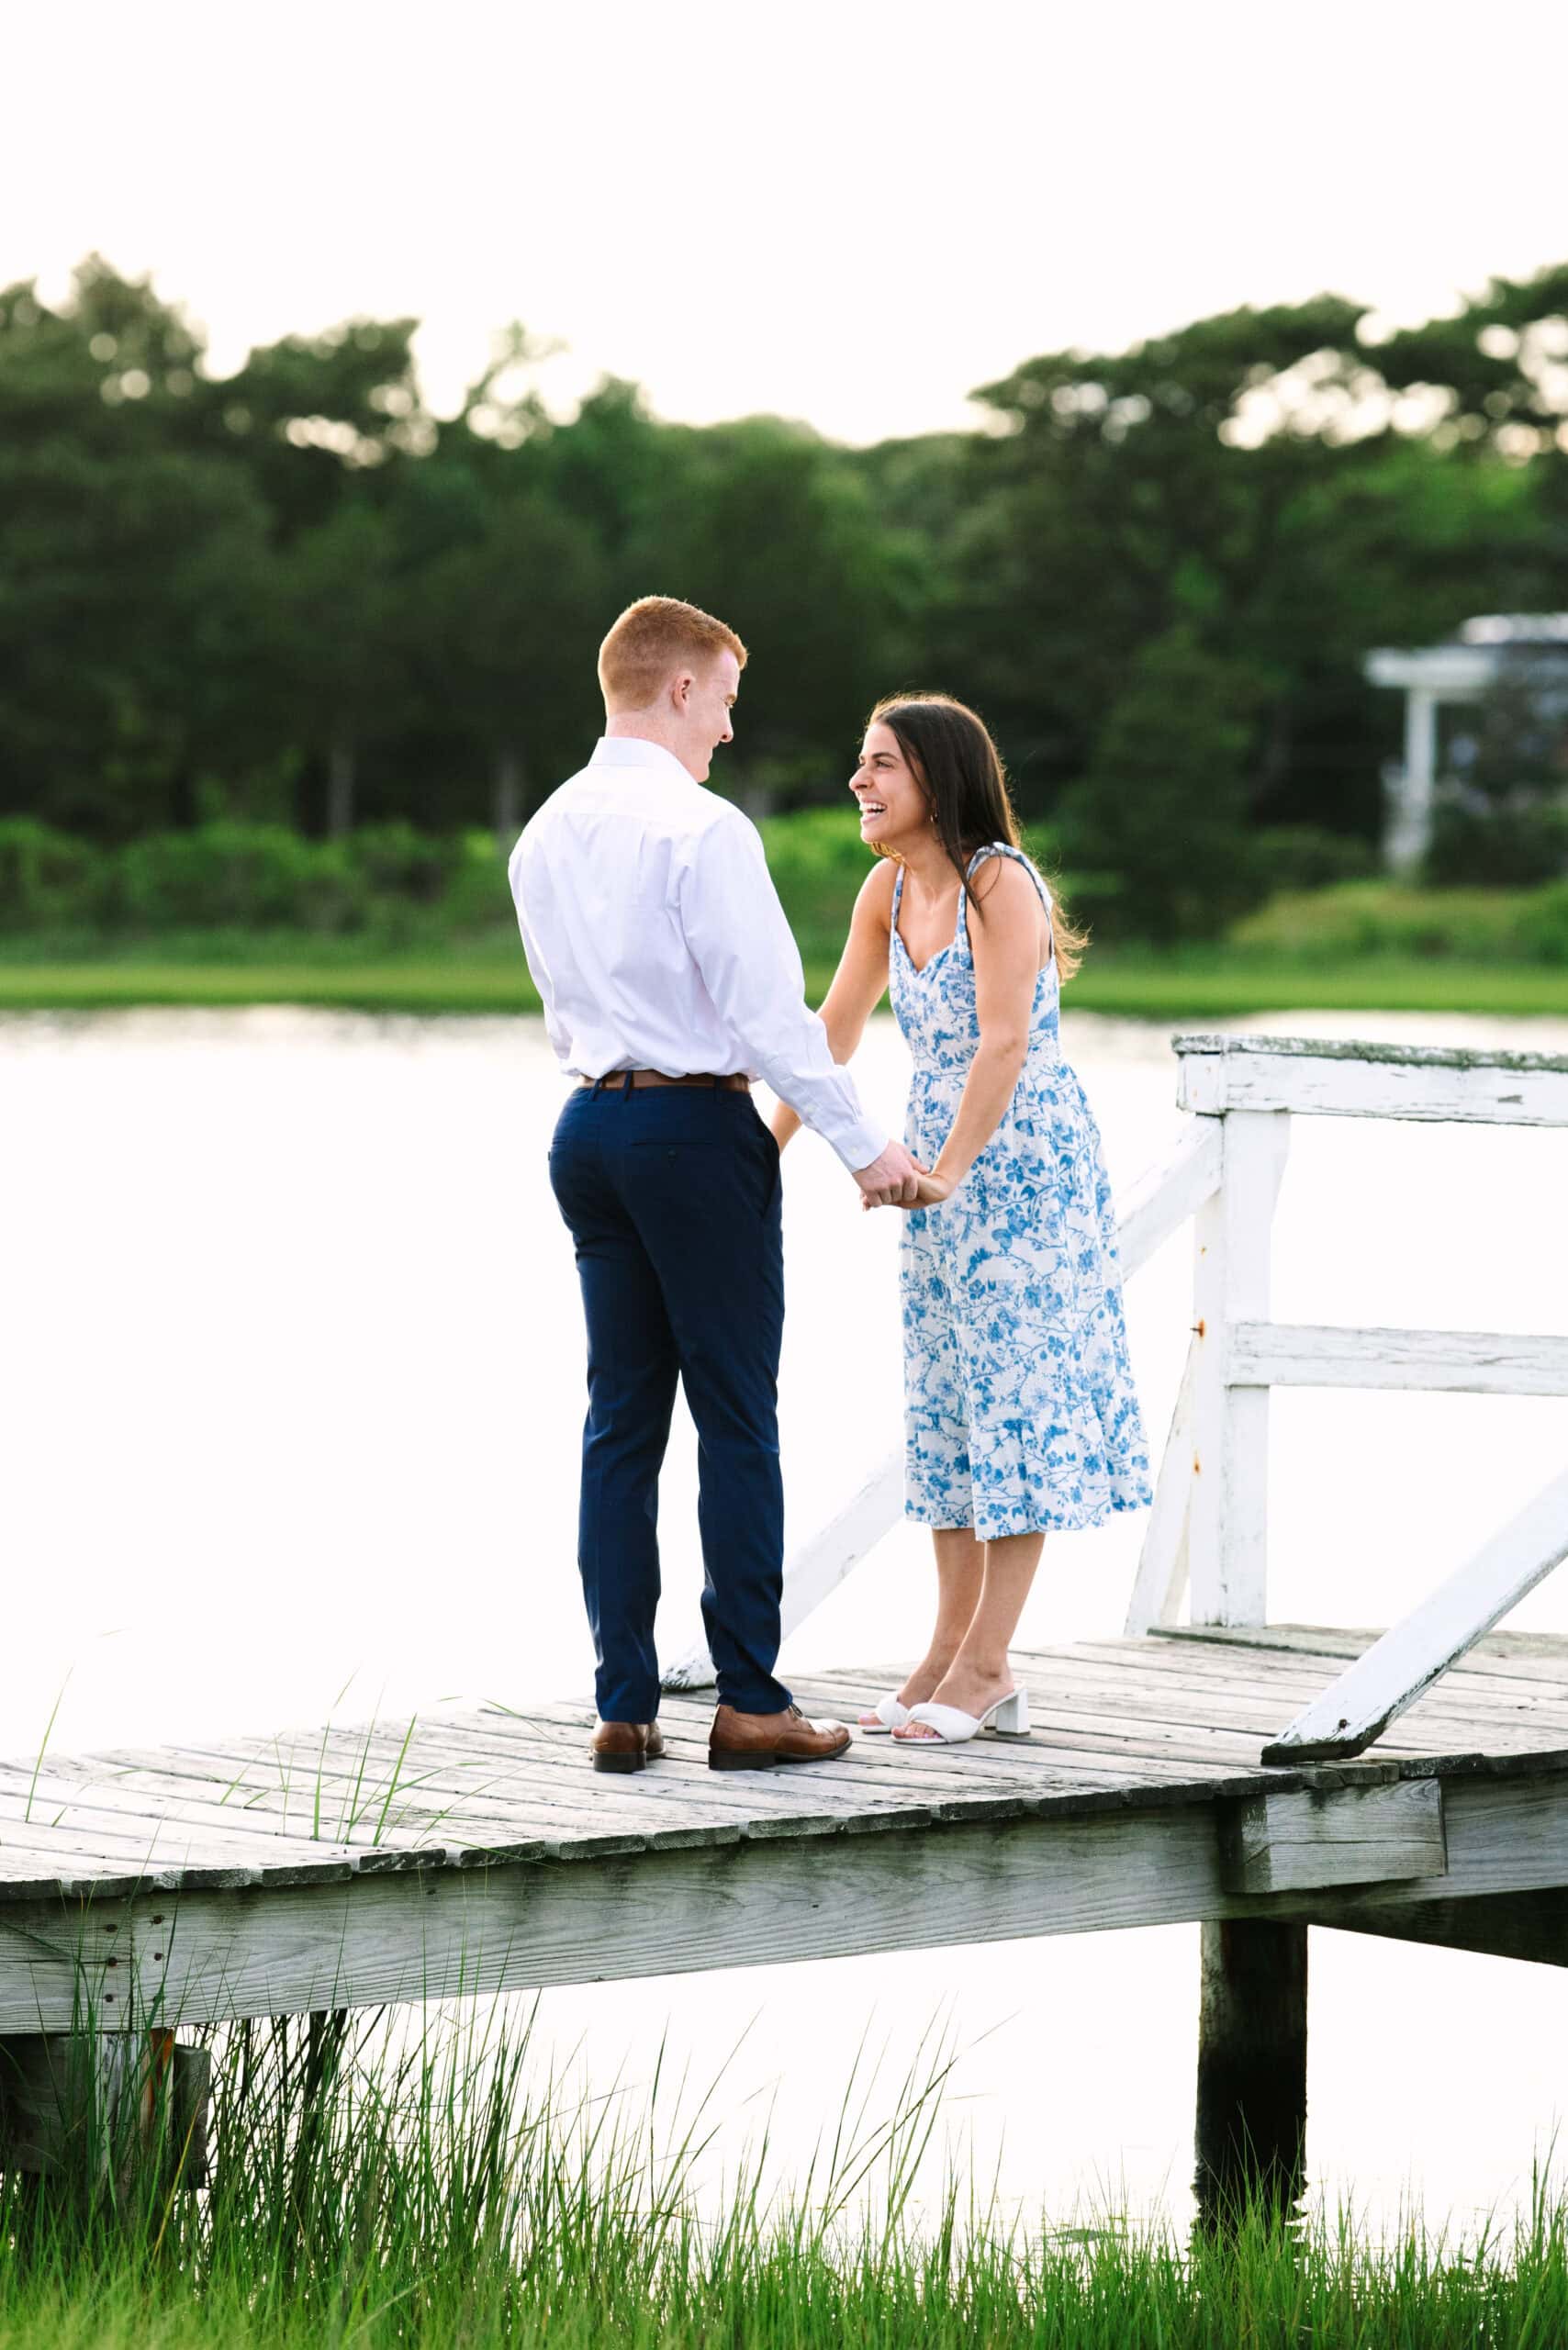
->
[849, 722, 930, 854]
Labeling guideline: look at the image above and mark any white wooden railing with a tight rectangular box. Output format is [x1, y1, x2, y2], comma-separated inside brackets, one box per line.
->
[666, 1035, 1568, 1765]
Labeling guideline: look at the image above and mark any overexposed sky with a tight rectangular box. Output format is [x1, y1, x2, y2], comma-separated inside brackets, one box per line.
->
[7, 0, 1568, 443]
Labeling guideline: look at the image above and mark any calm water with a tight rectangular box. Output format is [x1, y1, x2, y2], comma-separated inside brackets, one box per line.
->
[6, 1002, 1568, 2234]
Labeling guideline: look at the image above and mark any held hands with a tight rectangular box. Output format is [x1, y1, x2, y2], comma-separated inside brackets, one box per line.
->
[862, 1164, 954, 1213]
[908, 1166, 955, 1209]
[853, 1139, 922, 1208]
[852, 1141, 956, 1212]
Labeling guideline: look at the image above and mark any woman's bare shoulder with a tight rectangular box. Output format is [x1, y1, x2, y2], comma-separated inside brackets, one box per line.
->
[969, 852, 1039, 918]
[854, 856, 898, 928]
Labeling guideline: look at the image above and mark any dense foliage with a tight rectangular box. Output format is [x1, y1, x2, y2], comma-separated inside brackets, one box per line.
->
[4, 255, 1568, 938]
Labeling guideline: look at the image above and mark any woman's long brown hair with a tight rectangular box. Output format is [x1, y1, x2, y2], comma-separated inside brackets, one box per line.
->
[867, 691, 1087, 980]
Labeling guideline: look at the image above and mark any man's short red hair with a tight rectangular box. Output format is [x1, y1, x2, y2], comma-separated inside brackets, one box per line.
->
[597, 596, 748, 712]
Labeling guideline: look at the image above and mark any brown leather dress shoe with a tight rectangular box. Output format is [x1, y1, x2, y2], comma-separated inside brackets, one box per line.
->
[708, 1703, 852, 1772]
[590, 1719, 666, 1774]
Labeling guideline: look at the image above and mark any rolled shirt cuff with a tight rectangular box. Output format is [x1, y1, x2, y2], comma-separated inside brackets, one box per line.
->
[817, 1110, 892, 1174]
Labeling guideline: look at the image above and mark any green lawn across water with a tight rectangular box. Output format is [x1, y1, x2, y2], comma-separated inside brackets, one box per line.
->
[2, 946, 1565, 1020]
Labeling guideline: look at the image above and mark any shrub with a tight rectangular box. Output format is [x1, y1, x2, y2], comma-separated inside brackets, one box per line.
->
[442, 830, 514, 934]
[759, 804, 869, 956]
[1428, 799, 1568, 889]
[107, 823, 367, 934]
[1251, 826, 1378, 894]
[1515, 880, 1568, 965]
[0, 819, 101, 929]
[344, 822, 463, 905]
[1230, 879, 1557, 962]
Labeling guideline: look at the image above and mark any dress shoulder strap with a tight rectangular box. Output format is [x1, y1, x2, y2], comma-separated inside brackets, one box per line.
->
[958, 842, 1054, 957]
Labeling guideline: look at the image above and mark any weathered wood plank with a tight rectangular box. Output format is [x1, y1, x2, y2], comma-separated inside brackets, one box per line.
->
[798, 1665, 1565, 1773]
[1262, 1770, 1568, 1927]
[8, 1620, 1568, 1914]
[0, 1804, 1233, 2029]
[54, 1753, 908, 1858]
[999, 1662, 1565, 1753]
[1036, 1640, 1568, 1729]
[1157, 1624, 1568, 1694]
[3, 1756, 1566, 2031]
[1326, 1889, 1568, 1967]
[1174, 1035, 1568, 1126]
[138, 1714, 1164, 1825]
[465, 1701, 1260, 1805]
[0, 1764, 431, 1851]
[0, 1800, 365, 1871]
[65, 1731, 890, 1830]
[1261, 1468, 1568, 1762]
[1222, 1779, 1447, 1894]
[1228, 1322, 1568, 1397]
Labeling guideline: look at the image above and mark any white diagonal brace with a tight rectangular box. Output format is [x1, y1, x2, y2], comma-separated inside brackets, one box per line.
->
[1123, 1337, 1195, 1636]
[1260, 1465, 1568, 1763]
[661, 1453, 903, 1691]
[1114, 1116, 1222, 1281]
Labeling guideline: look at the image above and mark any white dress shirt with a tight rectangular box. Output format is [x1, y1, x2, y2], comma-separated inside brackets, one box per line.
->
[510, 737, 888, 1172]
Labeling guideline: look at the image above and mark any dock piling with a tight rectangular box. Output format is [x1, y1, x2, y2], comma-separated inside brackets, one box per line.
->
[0, 2029, 210, 2190]
[1193, 1919, 1307, 2228]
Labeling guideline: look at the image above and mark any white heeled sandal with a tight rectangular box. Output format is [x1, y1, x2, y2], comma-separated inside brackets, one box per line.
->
[857, 1691, 913, 1734]
[894, 1687, 1031, 1745]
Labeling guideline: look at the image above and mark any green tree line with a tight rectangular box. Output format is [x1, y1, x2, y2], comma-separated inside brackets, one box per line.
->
[4, 254, 1568, 937]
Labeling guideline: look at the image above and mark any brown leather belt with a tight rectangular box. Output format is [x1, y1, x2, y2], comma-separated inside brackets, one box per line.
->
[580, 1069, 751, 1092]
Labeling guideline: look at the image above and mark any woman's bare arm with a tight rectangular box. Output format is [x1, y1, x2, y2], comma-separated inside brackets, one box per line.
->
[924, 857, 1040, 1194]
[770, 860, 895, 1149]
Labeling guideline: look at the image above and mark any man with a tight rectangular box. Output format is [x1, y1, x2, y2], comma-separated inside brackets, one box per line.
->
[510, 596, 921, 1775]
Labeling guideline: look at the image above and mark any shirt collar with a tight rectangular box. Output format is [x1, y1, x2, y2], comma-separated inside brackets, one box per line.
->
[588, 736, 695, 784]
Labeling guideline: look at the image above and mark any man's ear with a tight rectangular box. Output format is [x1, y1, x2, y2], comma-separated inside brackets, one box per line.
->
[671, 668, 695, 711]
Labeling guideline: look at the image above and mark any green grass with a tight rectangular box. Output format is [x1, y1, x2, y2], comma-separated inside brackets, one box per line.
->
[6, 2001, 1568, 2349]
[1067, 954, 1568, 1022]
[1, 945, 1565, 1020]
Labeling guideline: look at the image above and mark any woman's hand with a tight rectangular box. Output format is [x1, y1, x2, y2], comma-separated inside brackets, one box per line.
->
[861, 1164, 954, 1212]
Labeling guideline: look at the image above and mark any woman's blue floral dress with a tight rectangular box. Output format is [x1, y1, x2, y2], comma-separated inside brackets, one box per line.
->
[892, 844, 1151, 1540]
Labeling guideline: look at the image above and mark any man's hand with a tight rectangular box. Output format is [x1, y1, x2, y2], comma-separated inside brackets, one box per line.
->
[853, 1139, 924, 1208]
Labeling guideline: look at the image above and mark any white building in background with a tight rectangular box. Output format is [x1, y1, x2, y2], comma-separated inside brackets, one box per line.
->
[1365, 615, 1568, 875]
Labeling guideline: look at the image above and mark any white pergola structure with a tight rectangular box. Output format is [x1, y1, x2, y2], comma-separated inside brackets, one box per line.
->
[1365, 613, 1568, 875]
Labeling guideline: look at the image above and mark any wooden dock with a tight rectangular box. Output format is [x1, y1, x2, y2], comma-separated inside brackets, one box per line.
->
[4, 1033, 1566, 2209]
[6, 1625, 1568, 2030]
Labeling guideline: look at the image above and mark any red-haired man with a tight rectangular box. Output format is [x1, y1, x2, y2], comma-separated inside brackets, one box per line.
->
[511, 598, 922, 1777]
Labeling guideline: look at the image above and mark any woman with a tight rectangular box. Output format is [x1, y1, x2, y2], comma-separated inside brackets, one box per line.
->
[771, 694, 1150, 1746]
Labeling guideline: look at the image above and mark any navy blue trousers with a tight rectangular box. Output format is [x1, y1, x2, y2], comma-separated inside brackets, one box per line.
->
[547, 1080, 791, 1722]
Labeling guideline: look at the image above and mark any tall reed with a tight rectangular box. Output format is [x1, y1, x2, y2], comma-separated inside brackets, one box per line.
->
[3, 1999, 1567, 2347]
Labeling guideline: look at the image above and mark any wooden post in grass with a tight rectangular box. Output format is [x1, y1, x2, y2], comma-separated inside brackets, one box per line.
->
[1193, 1920, 1307, 2229]
[0, 2030, 210, 2189]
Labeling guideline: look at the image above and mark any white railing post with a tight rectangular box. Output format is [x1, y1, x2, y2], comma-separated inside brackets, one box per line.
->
[1186, 1107, 1291, 1628]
